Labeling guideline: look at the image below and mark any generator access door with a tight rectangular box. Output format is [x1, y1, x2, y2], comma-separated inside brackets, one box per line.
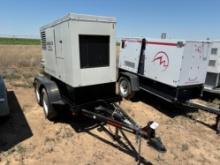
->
[178, 42, 210, 86]
[54, 23, 66, 80]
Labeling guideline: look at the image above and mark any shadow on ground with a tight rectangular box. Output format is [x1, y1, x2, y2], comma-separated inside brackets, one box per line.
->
[0, 91, 33, 151]
[131, 91, 195, 118]
[132, 91, 218, 132]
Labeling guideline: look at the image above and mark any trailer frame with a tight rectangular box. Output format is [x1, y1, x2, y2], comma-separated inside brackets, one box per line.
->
[119, 67, 220, 134]
[34, 76, 166, 163]
[180, 100, 220, 134]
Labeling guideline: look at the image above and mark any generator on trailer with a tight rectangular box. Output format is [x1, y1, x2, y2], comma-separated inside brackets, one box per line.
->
[118, 37, 210, 102]
[34, 13, 166, 163]
[118, 37, 220, 133]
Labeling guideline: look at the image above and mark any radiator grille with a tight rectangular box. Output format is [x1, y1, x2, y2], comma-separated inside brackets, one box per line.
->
[79, 35, 110, 68]
[40, 31, 46, 50]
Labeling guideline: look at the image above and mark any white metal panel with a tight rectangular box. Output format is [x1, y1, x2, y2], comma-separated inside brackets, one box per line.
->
[54, 22, 72, 82]
[41, 13, 116, 88]
[144, 40, 184, 87]
[119, 37, 211, 88]
[119, 39, 141, 73]
[119, 38, 185, 87]
[43, 28, 57, 77]
[41, 13, 116, 31]
[207, 41, 220, 73]
[71, 20, 116, 87]
[178, 41, 210, 86]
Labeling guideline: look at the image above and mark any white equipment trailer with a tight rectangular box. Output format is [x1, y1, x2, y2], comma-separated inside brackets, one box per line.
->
[204, 41, 220, 94]
[33, 13, 166, 163]
[0, 75, 9, 117]
[118, 37, 220, 133]
[119, 37, 210, 102]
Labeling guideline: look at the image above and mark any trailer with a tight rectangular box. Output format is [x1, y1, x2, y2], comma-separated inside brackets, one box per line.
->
[0, 75, 9, 118]
[118, 37, 210, 101]
[118, 37, 220, 133]
[204, 41, 220, 94]
[34, 13, 166, 163]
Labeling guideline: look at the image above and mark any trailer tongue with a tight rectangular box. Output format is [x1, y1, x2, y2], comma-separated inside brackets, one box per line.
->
[181, 100, 220, 133]
[79, 101, 166, 163]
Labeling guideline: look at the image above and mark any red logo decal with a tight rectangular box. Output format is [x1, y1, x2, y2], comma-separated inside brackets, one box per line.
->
[152, 51, 169, 71]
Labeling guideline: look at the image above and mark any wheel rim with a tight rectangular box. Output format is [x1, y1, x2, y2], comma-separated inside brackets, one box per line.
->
[120, 80, 129, 97]
[35, 88, 40, 102]
[43, 96, 49, 115]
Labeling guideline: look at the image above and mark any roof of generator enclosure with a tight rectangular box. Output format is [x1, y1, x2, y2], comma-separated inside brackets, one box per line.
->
[40, 13, 116, 31]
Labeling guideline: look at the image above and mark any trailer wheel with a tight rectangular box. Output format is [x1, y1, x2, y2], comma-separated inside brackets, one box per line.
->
[119, 77, 134, 99]
[42, 88, 57, 120]
[34, 85, 42, 106]
[217, 116, 220, 134]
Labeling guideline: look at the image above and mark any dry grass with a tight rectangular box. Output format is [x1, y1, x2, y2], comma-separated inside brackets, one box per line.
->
[0, 45, 41, 67]
[0, 67, 40, 88]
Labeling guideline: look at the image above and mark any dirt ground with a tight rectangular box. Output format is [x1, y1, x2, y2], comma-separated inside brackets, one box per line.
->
[0, 68, 220, 165]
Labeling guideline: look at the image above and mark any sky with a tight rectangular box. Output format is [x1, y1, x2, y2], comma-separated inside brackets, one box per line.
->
[0, 0, 220, 40]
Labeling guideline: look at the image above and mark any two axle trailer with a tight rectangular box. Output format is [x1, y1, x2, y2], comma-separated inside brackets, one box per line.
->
[34, 13, 166, 163]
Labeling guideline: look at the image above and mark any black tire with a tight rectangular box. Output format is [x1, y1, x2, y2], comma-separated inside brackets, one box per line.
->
[42, 88, 57, 121]
[217, 116, 220, 134]
[119, 77, 135, 99]
[34, 83, 42, 106]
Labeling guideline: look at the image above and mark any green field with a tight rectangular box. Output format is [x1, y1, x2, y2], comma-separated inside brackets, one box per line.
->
[0, 37, 41, 45]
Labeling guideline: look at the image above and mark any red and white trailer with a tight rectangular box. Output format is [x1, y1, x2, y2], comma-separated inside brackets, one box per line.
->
[118, 37, 211, 102]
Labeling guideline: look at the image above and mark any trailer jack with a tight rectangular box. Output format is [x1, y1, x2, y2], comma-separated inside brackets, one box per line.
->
[78, 100, 166, 163]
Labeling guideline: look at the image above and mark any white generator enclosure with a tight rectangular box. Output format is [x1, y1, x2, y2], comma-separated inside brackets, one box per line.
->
[119, 38, 211, 101]
[205, 41, 220, 90]
[40, 13, 116, 88]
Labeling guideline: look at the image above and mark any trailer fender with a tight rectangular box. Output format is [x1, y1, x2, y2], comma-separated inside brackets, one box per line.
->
[119, 72, 140, 91]
[34, 76, 63, 105]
